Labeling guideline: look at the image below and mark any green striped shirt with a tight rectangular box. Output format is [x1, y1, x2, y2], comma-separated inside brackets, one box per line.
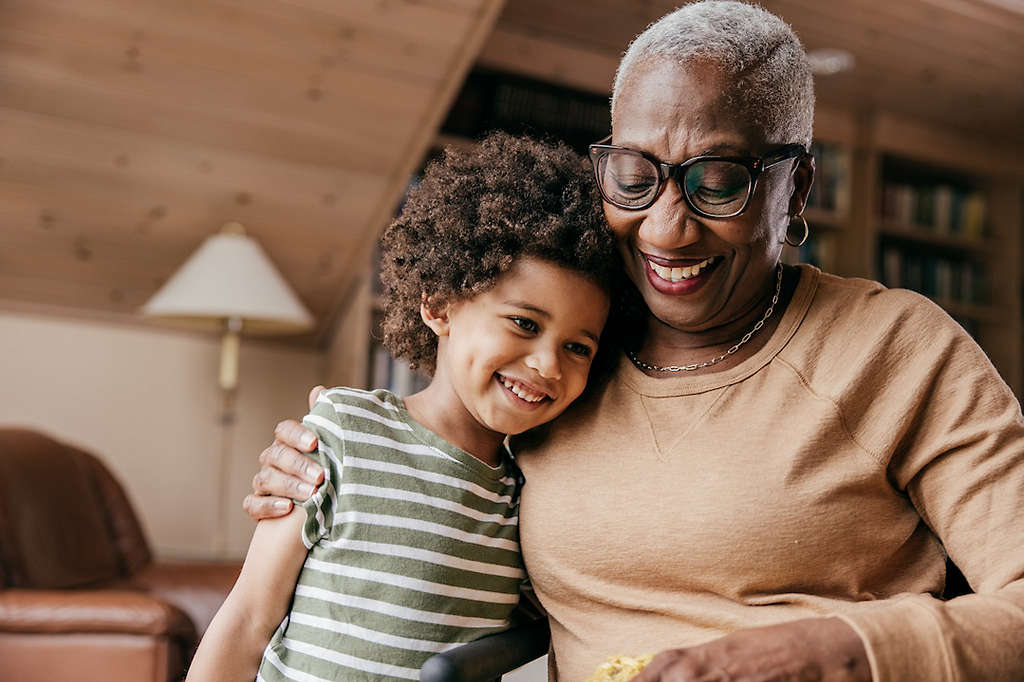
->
[257, 387, 525, 682]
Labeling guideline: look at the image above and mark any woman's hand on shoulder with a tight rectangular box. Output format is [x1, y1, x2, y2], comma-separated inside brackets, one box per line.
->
[241, 385, 326, 521]
[631, 617, 870, 682]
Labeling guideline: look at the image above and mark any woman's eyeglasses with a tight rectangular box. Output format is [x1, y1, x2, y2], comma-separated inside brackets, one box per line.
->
[588, 137, 806, 218]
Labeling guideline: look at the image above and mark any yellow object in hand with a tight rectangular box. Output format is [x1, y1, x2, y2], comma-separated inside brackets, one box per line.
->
[585, 654, 653, 682]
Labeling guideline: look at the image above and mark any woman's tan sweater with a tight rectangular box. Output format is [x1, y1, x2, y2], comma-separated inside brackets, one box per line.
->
[513, 265, 1024, 681]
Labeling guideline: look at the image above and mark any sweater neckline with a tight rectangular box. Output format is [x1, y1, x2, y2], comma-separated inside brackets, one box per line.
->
[619, 263, 820, 397]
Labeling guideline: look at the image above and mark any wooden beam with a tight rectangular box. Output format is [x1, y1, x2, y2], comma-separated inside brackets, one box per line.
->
[478, 26, 618, 95]
[871, 112, 1024, 179]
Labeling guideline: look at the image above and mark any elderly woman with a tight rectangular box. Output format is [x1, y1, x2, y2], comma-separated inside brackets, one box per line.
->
[244, 3, 1024, 680]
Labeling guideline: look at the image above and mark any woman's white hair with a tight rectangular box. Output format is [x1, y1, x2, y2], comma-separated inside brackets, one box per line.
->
[611, 1, 815, 148]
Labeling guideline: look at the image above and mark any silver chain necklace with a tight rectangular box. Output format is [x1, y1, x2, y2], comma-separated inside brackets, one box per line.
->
[626, 263, 784, 373]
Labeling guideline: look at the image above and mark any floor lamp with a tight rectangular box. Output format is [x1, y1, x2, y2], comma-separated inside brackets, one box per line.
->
[140, 222, 314, 554]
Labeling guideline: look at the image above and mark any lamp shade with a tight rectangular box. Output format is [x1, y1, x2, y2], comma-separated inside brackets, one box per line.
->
[141, 223, 314, 335]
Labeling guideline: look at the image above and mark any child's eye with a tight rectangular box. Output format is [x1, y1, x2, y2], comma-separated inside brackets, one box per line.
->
[509, 317, 539, 333]
[565, 342, 593, 358]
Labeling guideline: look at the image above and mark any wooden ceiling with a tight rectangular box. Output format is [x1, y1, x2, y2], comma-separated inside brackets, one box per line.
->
[485, 0, 1024, 146]
[1, 0, 1022, 344]
[0, 0, 502, 341]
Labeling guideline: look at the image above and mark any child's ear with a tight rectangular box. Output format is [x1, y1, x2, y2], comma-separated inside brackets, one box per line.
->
[420, 298, 451, 337]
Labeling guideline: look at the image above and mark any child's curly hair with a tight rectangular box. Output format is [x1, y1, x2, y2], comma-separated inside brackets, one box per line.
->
[379, 132, 619, 374]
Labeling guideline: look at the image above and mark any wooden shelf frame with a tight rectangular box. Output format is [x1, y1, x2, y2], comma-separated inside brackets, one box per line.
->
[876, 222, 997, 254]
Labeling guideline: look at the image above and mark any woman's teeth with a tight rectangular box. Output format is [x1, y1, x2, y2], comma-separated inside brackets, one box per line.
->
[499, 376, 546, 403]
[648, 256, 717, 282]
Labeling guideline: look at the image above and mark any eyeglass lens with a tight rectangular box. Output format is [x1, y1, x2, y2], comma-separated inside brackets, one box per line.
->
[597, 151, 752, 215]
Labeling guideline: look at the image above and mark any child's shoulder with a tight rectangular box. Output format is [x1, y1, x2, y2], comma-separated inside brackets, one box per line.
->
[316, 386, 402, 410]
[306, 386, 409, 433]
[310, 386, 404, 418]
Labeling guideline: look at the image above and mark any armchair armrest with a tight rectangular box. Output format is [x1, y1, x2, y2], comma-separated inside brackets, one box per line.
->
[0, 588, 195, 639]
[420, 618, 550, 682]
[125, 560, 241, 635]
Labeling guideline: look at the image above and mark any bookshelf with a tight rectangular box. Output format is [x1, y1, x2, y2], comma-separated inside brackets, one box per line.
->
[876, 156, 995, 336]
[867, 133, 1022, 396]
[781, 109, 1023, 397]
[782, 140, 851, 273]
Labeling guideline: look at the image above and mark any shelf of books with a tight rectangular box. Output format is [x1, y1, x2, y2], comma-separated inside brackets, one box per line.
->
[875, 155, 997, 335]
[871, 152, 1022, 395]
[782, 140, 850, 274]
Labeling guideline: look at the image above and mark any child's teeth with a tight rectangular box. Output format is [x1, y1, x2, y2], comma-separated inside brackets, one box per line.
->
[650, 257, 716, 282]
[500, 376, 544, 402]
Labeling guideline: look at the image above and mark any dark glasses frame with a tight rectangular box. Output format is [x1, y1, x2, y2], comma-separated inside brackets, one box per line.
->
[588, 136, 807, 217]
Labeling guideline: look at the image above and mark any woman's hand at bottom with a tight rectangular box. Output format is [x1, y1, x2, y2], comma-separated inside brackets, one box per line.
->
[631, 617, 870, 682]
[241, 385, 326, 521]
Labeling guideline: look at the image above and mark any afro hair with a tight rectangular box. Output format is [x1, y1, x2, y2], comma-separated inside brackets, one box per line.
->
[378, 132, 619, 374]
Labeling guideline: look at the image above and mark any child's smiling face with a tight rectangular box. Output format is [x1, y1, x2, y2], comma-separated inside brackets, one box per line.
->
[428, 257, 610, 439]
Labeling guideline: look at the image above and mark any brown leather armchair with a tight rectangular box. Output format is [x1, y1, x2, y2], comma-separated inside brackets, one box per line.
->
[0, 428, 242, 682]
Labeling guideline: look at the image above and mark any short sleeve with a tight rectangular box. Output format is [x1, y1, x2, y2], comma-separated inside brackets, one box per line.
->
[295, 394, 346, 548]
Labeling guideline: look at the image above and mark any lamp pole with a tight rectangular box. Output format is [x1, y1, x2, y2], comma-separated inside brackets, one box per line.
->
[139, 220, 314, 558]
[211, 316, 242, 556]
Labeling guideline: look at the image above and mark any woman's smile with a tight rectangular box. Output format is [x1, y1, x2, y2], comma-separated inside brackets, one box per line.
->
[642, 253, 725, 295]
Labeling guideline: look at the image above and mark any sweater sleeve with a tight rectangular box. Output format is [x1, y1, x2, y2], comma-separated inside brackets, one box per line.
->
[835, 295, 1024, 682]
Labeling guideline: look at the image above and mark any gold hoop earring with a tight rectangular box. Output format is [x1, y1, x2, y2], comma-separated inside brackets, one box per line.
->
[785, 213, 809, 247]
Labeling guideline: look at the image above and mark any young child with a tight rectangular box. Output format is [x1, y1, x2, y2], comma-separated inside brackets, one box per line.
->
[186, 133, 619, 681]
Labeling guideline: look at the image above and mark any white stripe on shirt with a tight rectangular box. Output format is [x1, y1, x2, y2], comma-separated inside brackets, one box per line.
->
[260, 645, 347, 682]
[294, 584, 509, 628]
[327, 402, 413, 432]
[331, 510, 520, 552]
[321, 387, 401, 413]
[287, 612, 463, 653]
[344, 455, 514, 504]
[339, 483, 518, 525]
[304, 557, 519, 604]
[272, 637, 421, 680]
[321, 536, 525, 579]
[304, 415, 458, 464]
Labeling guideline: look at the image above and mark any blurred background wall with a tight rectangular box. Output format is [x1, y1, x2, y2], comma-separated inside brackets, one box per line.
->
[0, 311, 321, 557]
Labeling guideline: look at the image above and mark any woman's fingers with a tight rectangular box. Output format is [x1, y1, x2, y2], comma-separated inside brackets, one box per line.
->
[272, 419, 319, 457]
[260, 438, 321, 483]
[307, 384, 325, 410]
[254, 449, 319, 498]
[627, 618, 869, 682]
[244, 442, 318, 522]
[242, 493, 293, 520]
[243, 400, 327, 522]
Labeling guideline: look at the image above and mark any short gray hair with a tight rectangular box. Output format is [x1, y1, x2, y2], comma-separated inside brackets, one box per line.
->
[611, 1, 814, 148]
